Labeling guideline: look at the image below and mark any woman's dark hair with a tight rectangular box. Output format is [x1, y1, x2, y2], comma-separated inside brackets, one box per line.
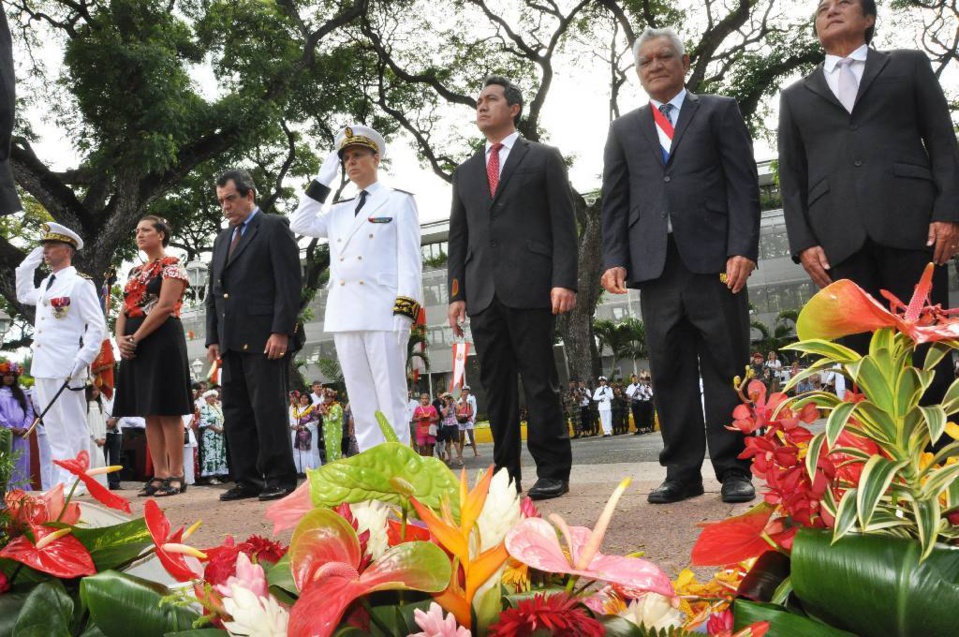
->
[140, 215, 173, 247]
[7, 381, 27, 415]
[85, 385, 103, 414]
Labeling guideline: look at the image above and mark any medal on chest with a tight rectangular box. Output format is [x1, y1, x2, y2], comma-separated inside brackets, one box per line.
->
[50, 296, 71, 319]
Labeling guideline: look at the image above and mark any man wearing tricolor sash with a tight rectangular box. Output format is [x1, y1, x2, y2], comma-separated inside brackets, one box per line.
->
[600, 27, 760, 506]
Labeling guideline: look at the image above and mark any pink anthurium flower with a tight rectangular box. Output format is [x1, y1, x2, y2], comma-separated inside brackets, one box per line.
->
[5, 485, 80, 528]
[504, 478, 674, 599]
[797, 262, 959, 344]
[0, 525, 96, 578]
[287, 508, 451, 637]
[143, 500, 206, 582]
[264, 480, 313, 535]
[53, 450, 130, 514]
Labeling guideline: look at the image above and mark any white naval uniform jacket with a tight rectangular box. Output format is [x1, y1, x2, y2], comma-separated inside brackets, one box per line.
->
[291, 180, 423, 332]
[15, 264, 105, 379]
[593, 385, 613, 411]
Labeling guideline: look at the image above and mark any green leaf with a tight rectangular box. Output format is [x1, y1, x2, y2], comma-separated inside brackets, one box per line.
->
[806, 432, 827, 481]
[783, 339, 861, 364]
[894, 367, 923, 416]
[266, 552, 296, 600]
[854, 356, 894, 414]
[13, 580, 73, 637]
[732, 599, 855, 636]
[307, 442, 461, 515]
[856, 456, 907, 530]
[831, 488, 860, 541]
[922, 461, 959, 500]
[163, 631, 228, 636]
[908, 496, 941, 563]
[80, 571, 199, 637]
[0, 590, 29, 637]
[825, 401, 857, 447]
[923, 341, 952, 372]
[941, 377, 959, 415]
[792, 528, 959, 636]
[70, 519, 153, 572]
[919, 404, 947, 444]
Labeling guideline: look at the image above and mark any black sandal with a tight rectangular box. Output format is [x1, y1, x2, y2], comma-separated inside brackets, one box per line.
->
[138, 477, 164, 497]
[155, 476, 185, 497]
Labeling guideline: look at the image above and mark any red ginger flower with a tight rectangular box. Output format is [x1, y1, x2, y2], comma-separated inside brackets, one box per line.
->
[488, 593, 604, 637]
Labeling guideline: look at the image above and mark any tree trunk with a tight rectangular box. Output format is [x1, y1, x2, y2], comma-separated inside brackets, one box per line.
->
[559, 197, 604, 383]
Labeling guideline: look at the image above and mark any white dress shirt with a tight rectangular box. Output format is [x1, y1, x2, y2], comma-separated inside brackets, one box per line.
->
[823, 44, 868, 101]
[485, 130, 520, 177]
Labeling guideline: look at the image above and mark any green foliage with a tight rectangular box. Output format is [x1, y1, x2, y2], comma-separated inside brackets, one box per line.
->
[307, 441, 460, 515]
[593, 317, 647, 376]
[599, 615, 692, 636]
[11, 579, 75, 637]
[79, 571, 200, 637]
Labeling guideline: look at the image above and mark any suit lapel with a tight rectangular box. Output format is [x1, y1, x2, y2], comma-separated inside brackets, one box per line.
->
[636, 106, 663, 165]
[213, 228, 231, 276]
[491, 138, 530, 205]
[666, 92, 700, 165]
[856, 49, 889, 107]
[803, 63, 845, 111]
[225, 212, 260, 267]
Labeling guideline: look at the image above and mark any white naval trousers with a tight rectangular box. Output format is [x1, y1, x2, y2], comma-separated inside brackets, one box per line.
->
[598, 408, 612, 435]
[34, 377, 91, 489]
[334, 331, 410, 451]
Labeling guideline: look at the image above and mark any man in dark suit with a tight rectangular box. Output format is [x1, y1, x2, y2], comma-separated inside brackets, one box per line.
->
[779, 0, 959, 372]
[601, 27, 760, 504]
[447, 76, 577, 500]
[206, 169, 301, 501]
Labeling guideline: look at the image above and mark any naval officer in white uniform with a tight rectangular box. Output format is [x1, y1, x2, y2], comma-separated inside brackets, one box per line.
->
[291, 125, 423, 450]
[16, 223, 106, 488]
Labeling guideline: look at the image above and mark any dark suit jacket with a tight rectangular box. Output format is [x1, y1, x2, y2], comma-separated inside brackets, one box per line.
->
[205, 210, 301, 354]
[601, 93, 760, 284]
[448, 137, 578, 314]
[779, 49, 959, 266]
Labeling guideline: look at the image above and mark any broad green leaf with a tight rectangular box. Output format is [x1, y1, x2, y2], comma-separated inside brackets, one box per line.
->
[783, 339, 861, 364]
[825, 401, 858, 447]
[919, 404, 947, 444]
[12, 580, 73, 637]
[163, 631, 225, 636]
[894, 367, 922, 416]
[792, 528, 959, 636]
[868, 326, 895, 360]
[597, 616, 645, 636]
[941, 376, 959, 415]
[921, 462, 959, 500]
[923, 341, 953, 371]
[0, 590, 29, 637]
[928, 440, 959, 469]
[852, 401, 898, 445]
[908, 496, 941, 563]
[862, 509, 911, 533]
[856, 456, 906, 529]
[80, 571, 199, 637]
[70, 519, 153, 573]
[854, 356, 894, 413]
[806, 432, 827, 481]
[831, 488, 860, 541]
[732, 599, 855, 636]
[266, 552, 296, 600]
[79, 624, 107, 637]
[307, 442, 460, 515]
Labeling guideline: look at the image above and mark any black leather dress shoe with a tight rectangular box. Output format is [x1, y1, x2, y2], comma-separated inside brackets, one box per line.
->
[721, 473, 756, 503]
[527, 478, 569, 501]
[258, 485, 296, 501]
[219, 485, 260, 502]
[647, 479, 705, 504]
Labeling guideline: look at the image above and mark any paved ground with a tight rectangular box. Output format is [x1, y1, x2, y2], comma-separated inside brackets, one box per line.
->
[78, 431, 755, 579]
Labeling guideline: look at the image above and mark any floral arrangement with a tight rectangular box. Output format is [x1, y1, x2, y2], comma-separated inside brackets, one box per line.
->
[0, 417, 769, 637]
[692, 264, 959, 636]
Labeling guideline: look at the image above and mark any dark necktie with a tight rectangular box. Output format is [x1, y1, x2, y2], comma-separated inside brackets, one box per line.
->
[658, 103, 674, 125]
[45, 275, 56, 291]
[227, 225, 242, 259]
[487, 142, 504, 196]
[355, 190, 368, 216]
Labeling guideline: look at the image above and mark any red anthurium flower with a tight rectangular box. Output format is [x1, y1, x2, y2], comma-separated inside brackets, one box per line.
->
[691, 503, 778, 566]
[386, 517, 432, 546]
[5, 485, 80, 529]
[797, 262, 959, 344]
[0, 526, 96, 578]
[53, 450, 130, 514]
[144, 500, 206, 582]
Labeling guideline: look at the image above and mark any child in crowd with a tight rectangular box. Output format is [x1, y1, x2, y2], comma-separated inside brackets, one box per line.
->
[413, 393, 438, 457]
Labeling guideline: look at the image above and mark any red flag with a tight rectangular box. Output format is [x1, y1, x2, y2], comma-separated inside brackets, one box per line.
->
[449, 342, 470, 392]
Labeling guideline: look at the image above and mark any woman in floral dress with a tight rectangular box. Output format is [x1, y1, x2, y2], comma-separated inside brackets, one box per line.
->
[0, 361, 33, 490]
[290, 393, 318, 474]
[112, 216, 193, 497]
[198, 390, 228, 483]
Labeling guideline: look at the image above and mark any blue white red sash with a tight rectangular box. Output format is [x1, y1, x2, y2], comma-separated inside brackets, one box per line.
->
[651, 102, 675, 160]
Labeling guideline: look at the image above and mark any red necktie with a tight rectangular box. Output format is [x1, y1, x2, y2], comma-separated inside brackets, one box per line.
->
[487, 142, 504, 196]
[228, 225, 242, 259]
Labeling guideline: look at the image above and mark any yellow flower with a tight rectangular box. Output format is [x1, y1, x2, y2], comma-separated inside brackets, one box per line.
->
[501, 558, 530, 594]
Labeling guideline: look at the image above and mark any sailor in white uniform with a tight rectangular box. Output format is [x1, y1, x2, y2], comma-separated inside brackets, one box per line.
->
[291, 125, 423, 450]
[15, 223, 106, 489]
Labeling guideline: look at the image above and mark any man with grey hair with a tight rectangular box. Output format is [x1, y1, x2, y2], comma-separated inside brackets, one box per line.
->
[600, 27, 760, 504]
